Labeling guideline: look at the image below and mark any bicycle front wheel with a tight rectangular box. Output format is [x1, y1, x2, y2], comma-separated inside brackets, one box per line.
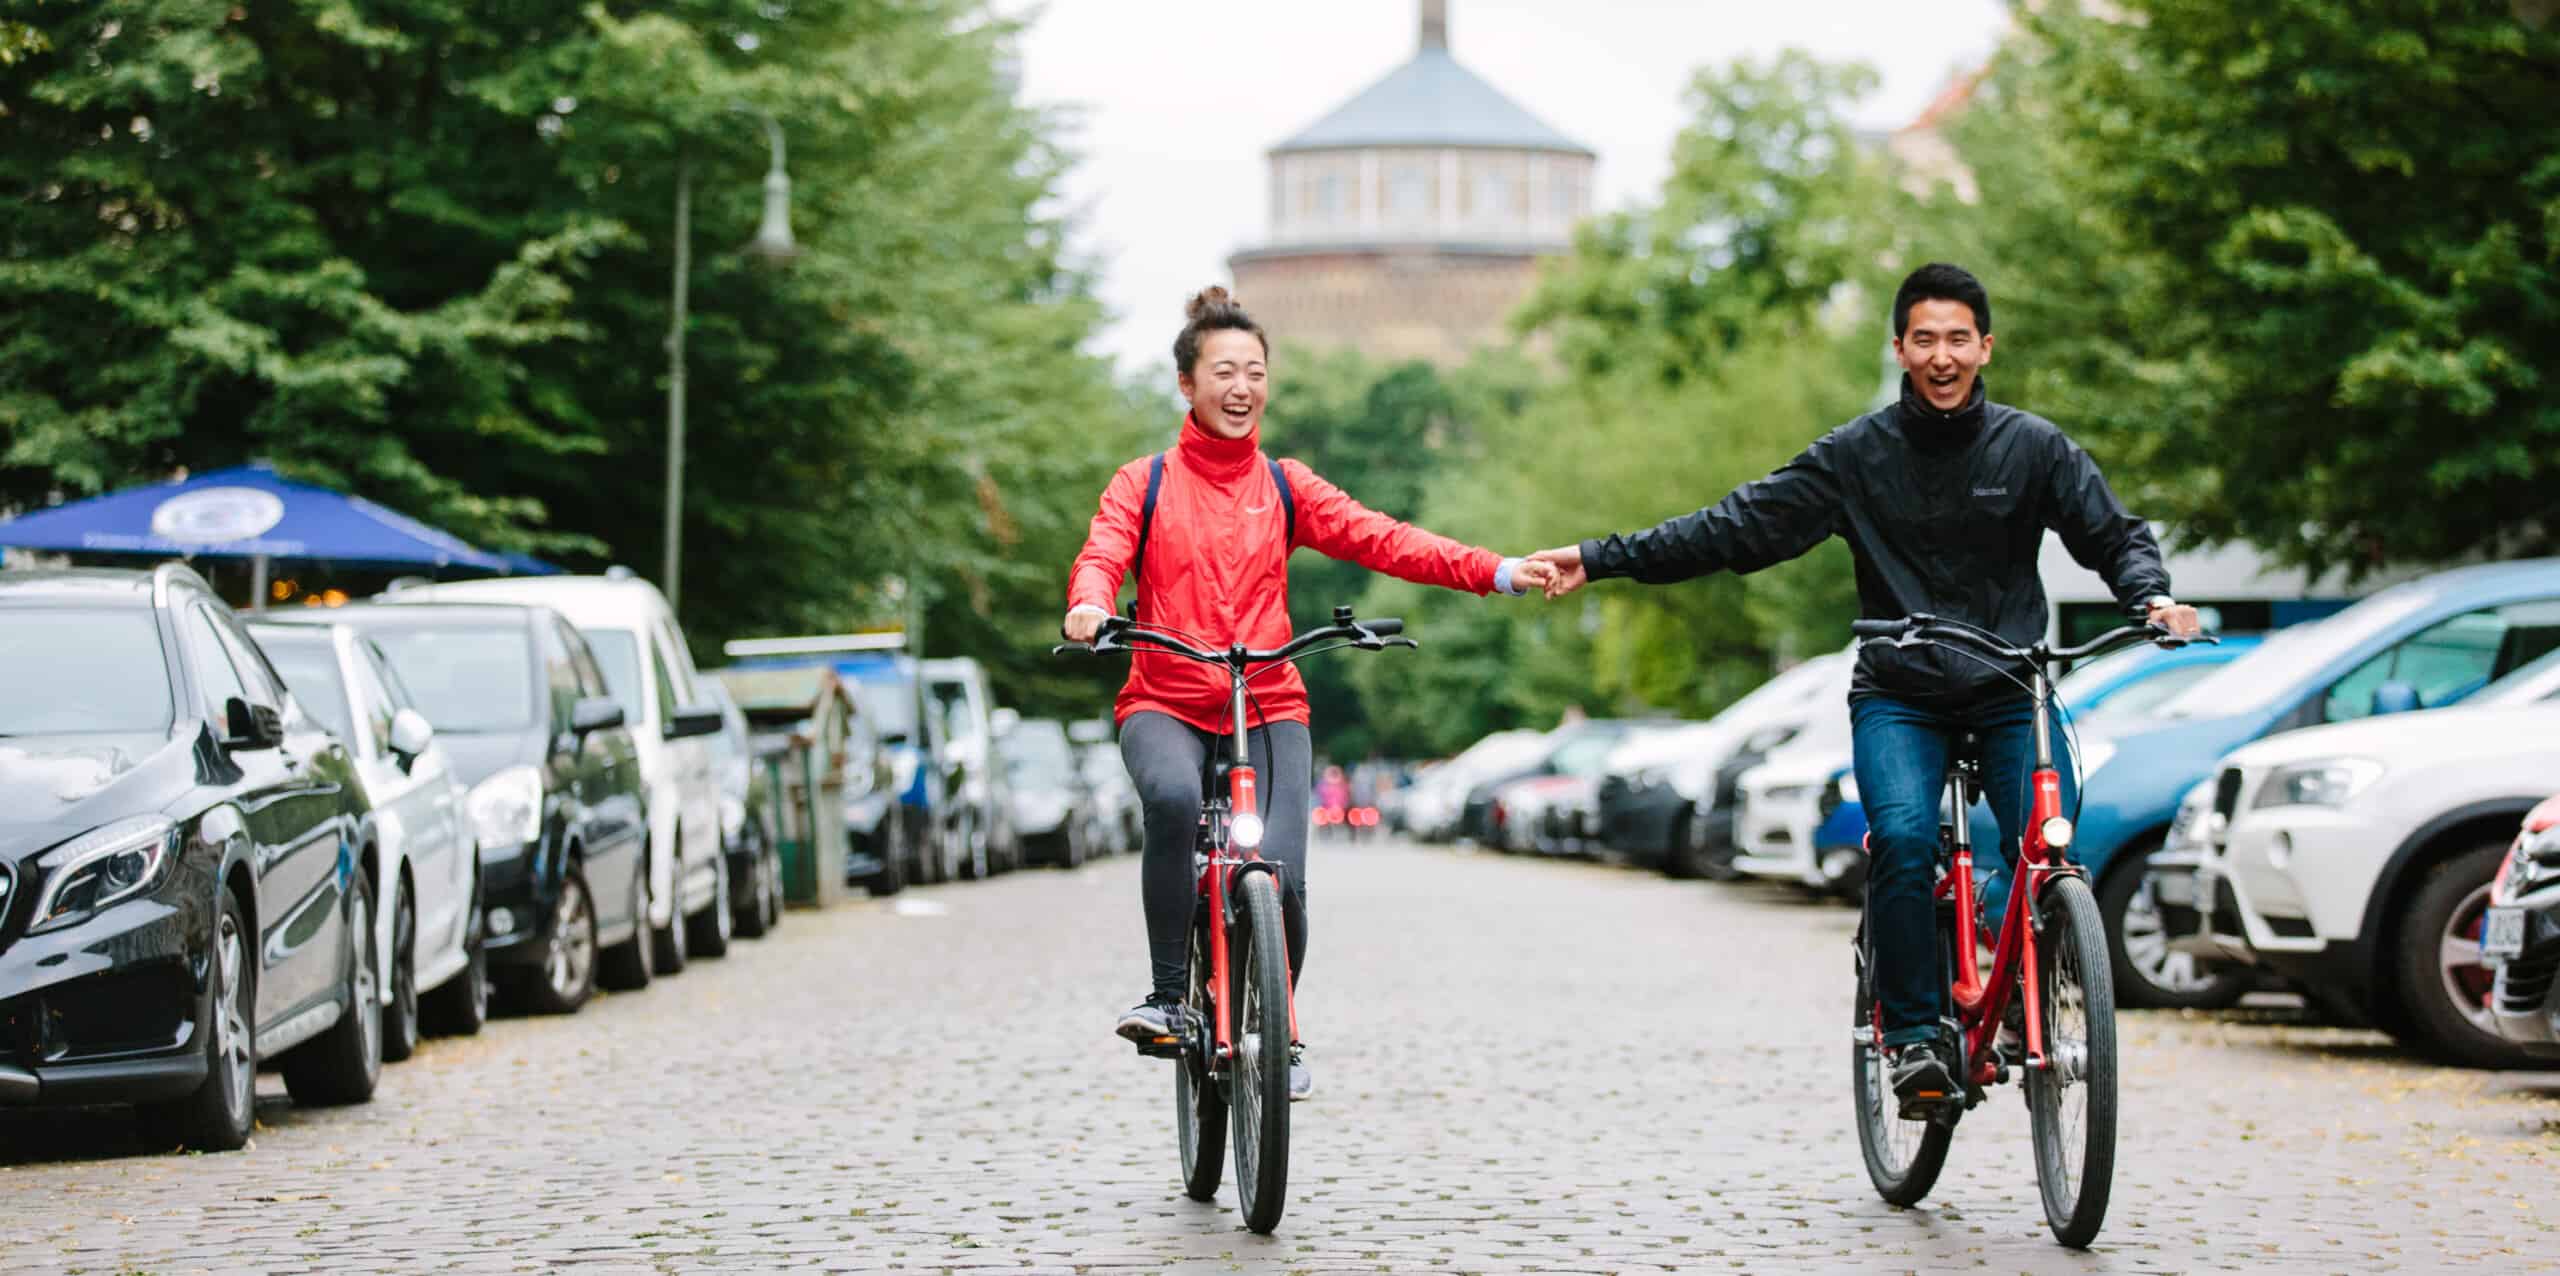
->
[1228, 871, 1292, 1234]
[2026, 874, 2118, 1248]
[1175, 916, 1225, 1202]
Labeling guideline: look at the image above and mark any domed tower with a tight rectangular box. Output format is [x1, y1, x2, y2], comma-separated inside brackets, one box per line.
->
[1228, 1, 1595, 366]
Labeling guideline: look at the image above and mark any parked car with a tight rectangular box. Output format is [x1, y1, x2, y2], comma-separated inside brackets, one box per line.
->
[2057, 633, 2265, 728]
[1596, 651, 1852, 877]
[2062, 559, 2560, 1009]
[2166, 651, 2560, 1066]
[921, 657, 1020, 878]
[330, 602, 652, 1014]
[391, 573, 733, 968]
[1072, 720, 1142, 856]
[1458, 720, 1652, 847]
[2, 565, 377, 1150]
[837, 653, 954, 886]
[2486, 793, 2560, 1056]
[248, 618, 487, 1060]
[1405, 731, 1545, 843]
[1001, 719, 1101, 869]
[835, 679, 906, 896]
[1732, 658, 1871, 894]
[701, 681, 785, 935]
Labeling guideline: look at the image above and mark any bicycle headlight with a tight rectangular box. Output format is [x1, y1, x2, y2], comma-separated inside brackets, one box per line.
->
[1230, 812, 1266, 849]
[467, 764, 545, 850]
[2252, 758, 2384, 811]
[28, 816, 179, 934]
[2041, 816, 2075, 851]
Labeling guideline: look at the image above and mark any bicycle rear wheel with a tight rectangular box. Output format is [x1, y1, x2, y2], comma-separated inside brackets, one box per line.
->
[1228, 872, 1292, 1234]
[1852, 951, 1954, 1206]
[2026, 874, 2118, 1248]
[1175, 915, 1226, 1202]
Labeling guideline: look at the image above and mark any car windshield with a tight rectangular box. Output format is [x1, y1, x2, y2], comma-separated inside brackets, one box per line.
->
[368, 625, 536, 732]
[1548, 728, 1632, 777]
[582, 627, 648, 727]
[257, 633, 357, 746]
[2154, 585, 2439, 718]
[2076, 662, 2226, 729]
[0, 608, 173, 734]
[848, 677, 918, 741]
[1002, 723, 1076, 784]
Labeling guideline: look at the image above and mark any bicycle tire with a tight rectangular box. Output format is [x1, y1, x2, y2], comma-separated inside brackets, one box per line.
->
[1228, 872, 1292, 1234]
[2026, 874, 2117, 1248]
[1176, 915, 1226, 1202]
[1851, 950, 1953, 1206]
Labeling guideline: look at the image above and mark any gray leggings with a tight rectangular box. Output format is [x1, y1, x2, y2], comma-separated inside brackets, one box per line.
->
[1119, 711, 1312, 1000]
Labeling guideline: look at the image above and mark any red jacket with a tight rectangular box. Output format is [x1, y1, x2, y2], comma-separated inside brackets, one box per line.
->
[1069, 414, 1502, 733]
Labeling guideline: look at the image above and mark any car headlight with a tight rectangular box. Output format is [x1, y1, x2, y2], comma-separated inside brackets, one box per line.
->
[2526, 822, 2560, 864]
[1763, 785, 1814, 806]
[27, 816, 179, 934]
[467, 764, 545, 850]
[1835, 773, 1859, 804]
[1230, 812, 1266, 849]
[891, 749, 920, 795]
[2164, 779, 2215, 852]
[2252, 758, 2385, 810]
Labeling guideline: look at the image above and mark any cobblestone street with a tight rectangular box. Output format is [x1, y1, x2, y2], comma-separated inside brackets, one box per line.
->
[5, 841, 2557, 1273]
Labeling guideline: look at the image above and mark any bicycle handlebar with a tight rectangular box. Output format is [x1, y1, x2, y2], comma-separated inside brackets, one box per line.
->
[1052, 613, 1416, 665]
[1851, 613, 2214, 665]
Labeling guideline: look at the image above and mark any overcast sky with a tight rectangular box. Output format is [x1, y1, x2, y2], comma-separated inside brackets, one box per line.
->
[1011, 0, 2010, 377]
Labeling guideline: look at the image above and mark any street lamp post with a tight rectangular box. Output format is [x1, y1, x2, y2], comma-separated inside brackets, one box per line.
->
[664, 111, 797, 615]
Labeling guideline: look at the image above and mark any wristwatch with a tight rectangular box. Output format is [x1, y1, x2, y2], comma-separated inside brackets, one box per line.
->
[2144, 594, 2178, 614]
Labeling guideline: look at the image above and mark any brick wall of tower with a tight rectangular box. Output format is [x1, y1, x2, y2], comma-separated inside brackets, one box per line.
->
[1227, 248, 1553, 368]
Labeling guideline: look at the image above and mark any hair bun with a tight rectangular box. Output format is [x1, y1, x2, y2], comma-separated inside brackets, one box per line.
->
[1185, 285, 1235, 322]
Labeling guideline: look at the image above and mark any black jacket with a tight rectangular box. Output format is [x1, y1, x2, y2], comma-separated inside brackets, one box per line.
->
[1580, 379, 2170, 711]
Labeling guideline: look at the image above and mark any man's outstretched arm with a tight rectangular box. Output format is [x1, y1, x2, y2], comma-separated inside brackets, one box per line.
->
[1533, 439, 1846, 597]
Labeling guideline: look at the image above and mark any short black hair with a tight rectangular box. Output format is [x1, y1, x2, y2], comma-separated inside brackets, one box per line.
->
[1891, 263, 1991, 339]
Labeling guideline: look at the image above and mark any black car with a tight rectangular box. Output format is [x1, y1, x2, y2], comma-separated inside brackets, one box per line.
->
[327, 603, 650, 1014]
[2, 565, 380, 1151]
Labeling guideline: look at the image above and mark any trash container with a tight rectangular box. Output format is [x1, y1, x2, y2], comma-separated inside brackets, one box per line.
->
[706, 665, 857, 909]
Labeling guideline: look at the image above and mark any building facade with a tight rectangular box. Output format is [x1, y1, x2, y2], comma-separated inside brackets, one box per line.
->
[1228, 1, 1594, 366]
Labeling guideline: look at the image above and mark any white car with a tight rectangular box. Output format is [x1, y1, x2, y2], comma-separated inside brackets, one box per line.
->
[1616, 650, 1851, 878]
[1405, 730, 1546, 843]
[249, 619, 487, 1057]
[2183, 648, 2560, 1067]
[1732, 658, 1858, 892]
[387, 573, 732, 970]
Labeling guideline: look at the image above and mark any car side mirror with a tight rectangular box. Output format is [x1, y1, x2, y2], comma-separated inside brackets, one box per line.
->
[224, 697, 282, 751]
[388, 708, 435, 772]
[2369, 680, 2421, 716]
[665, 703, 724, 740]
[572, 697, 626, 736]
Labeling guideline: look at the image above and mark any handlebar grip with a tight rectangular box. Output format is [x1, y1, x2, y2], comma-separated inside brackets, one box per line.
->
[1363, 619, 1405, 637]
[1050, 643, 1089, 656]
[1850, 619, 1907, 638]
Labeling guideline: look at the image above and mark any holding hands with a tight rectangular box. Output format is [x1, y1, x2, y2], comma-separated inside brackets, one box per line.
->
[1527, 544, 1587, 600]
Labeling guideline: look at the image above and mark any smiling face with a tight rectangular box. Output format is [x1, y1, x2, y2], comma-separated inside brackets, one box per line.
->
[1892, 298, 1994, 412]
[1177, 329, 1268, 440]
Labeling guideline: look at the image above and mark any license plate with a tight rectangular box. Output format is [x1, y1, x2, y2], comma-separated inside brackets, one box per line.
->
[2485, 906, 2528, 960]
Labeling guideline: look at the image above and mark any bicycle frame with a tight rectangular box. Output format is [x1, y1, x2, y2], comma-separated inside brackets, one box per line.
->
[1937, 665, 2075, 1086]
[1198, 658, 1296, 1072]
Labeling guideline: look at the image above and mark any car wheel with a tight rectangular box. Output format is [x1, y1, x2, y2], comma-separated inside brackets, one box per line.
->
[515, 867, 599, 1012]
[651, 840, 690, 975]
[597, 855, 656, 993]
[381, 879, 421, 1063]
[736, 831, 776, 939]
[762, 841, 785, 930]
[281, 870, 382, 1107]
[420, 882, 489, 1036]
[689, 851, 733, 958]
[866, 825, 908, 897]
[2393, 841, 2531, 1068]
[2099, 850, 2247, 1011]
[958, 810, 987, 881]
[140, 889, 256, 1152]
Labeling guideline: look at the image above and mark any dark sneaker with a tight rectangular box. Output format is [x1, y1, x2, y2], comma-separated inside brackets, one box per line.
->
[1996, 999, 2026, 1064]
[1288, 1045, 1311, 1102]
[1116, 994, 1181, 1046]
[1890, 1042, 1955, 1117]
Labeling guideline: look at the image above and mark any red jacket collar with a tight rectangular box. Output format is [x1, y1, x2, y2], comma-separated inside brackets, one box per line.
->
[1175, 411, 1262, 482]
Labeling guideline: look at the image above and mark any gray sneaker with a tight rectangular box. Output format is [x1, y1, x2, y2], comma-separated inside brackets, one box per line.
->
[1288, 1045, 1311, 1102]
[1116, 994, 1181, 1045]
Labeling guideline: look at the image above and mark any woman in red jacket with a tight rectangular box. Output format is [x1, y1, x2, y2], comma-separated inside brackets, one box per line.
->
[1065, 286, 1551, 1100]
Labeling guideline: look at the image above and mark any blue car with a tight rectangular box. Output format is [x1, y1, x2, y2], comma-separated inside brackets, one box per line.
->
[2078, 559, 2560, 1009]
[831, 654, 957, 886]
[1809, 636, 2263, 899]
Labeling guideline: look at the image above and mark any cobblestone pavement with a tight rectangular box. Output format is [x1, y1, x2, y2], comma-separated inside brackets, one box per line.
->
[5, 840, 2557, 1274]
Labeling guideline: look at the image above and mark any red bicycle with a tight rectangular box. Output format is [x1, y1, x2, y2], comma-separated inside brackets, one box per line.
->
[1845, 614, 2202, 1248]
[1057, 605, 1414, 1234]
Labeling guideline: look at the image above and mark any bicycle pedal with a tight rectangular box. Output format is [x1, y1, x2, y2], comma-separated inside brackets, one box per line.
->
[1132, 1034, 1183, 1059]
[1896, 1091, 1948, 1121]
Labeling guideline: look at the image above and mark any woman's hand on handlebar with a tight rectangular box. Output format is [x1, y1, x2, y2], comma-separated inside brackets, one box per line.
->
[1062, 604, 1110, 645]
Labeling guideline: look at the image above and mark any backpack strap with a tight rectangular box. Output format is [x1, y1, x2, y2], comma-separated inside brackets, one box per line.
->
[1130, 452, 1167, 619]
[1269, 457, 1296, 549]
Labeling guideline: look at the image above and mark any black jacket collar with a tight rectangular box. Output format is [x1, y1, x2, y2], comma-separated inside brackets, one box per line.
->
[1895, 374, 1988, 452]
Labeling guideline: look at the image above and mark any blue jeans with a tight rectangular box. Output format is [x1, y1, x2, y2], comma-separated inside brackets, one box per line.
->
[1850, 694, 2077, 1047]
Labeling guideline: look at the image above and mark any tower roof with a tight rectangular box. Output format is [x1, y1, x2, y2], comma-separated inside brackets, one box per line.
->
[1270, 27, 1591, 157]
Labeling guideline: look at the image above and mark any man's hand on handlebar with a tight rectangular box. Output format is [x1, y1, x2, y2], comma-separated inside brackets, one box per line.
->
[2145, 599, 2204, 641]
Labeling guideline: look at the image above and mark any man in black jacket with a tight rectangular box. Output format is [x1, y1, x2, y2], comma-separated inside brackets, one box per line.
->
[1531, 263, 2201, 1110]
